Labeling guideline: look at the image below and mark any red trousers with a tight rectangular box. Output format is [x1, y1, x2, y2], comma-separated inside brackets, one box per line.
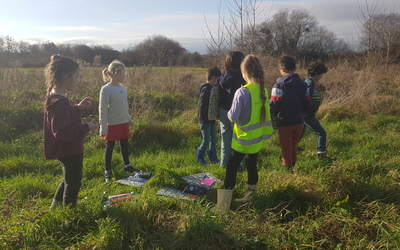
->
[278, 123, 304, 167]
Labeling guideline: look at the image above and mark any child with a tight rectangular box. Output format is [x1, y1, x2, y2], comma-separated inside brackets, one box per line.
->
[43, 54, 99, 209]
[301, 61, 335, 161]
[218, 51, 246, 167]
[99, 60, 136, 182]
[213, 54, 273, 211]
[269, 56, 311, 172]
[197, 67, 222, 165]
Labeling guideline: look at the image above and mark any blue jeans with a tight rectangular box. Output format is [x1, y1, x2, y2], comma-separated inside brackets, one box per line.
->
[199, 123, 217, 151]
[303, 115, 327, 153]
[219, 107, 234, 167]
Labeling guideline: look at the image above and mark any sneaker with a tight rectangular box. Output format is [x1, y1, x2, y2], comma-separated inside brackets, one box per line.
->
[317, 153, 336, 162]
[132, 171, 152, 179]
[104, 171, 112, 182]
[124, 164, 136, 173]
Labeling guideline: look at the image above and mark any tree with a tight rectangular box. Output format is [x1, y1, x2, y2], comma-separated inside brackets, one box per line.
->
[203, 0, 266, 59]
[92, 45, 121, 65]
[73, 45, 95, 64]
[361, 13, 400, 65]
[133, 35, 186, 66]
[258, 9, 318, 55]
[299, 26, 350, 56]
[4, 36, 17, 53]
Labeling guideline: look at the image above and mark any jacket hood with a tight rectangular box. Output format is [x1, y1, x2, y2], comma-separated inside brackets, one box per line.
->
[219, 70, 243, 82]
[277, 73, 301, 87]
[45, 94, 69, 112]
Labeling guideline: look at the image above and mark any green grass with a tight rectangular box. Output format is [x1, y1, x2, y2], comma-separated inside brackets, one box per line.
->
[1, 67, 400, 249]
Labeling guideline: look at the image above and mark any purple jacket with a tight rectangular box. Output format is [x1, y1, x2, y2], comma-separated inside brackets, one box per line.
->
[43, 94, 89, 159]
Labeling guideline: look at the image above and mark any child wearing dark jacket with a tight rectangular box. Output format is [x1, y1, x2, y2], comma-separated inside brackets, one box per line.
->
[197, 67, 222, 165]
[301, 61, 335, 161]
[269, 56, 311, 172]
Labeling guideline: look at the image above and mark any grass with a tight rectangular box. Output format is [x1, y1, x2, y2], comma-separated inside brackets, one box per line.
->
[1, 64, 400, 249]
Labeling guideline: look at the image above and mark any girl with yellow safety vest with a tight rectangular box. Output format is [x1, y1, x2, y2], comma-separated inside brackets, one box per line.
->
[213, 54, 273, 211]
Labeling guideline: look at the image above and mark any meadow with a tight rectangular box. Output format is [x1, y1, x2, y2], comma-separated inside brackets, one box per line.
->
[1, 60, 400, 249]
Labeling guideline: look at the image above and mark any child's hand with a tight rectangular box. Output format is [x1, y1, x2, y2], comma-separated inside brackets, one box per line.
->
[78, 97, 92, 110]
[87, 119, 100, 132]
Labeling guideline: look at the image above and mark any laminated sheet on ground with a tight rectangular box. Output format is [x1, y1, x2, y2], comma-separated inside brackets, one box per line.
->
[115, 176, 149, 187]
[156, 187, 199, 201]
[182, 172, 221, 189]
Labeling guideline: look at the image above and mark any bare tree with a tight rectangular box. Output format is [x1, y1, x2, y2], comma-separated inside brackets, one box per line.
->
[362, 13, 400, 66]
[203, 0, 228, 63]
[357, 0, 382, 65]
[203, 0, 266, 58]
[257, 9, 318, 55]
[299, 26, 350, 55]
[4, 36, 17, 53]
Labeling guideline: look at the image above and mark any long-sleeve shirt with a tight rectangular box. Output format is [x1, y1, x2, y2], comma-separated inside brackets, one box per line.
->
[99, 83, 133, 136]
[43, 94, 89, 159]
[228, 87, 251, 126]
[269, 73, 311, 127]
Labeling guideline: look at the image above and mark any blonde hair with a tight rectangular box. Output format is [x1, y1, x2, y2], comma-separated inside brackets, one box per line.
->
[44, 54, 79, 94]
[102, 60, 126, 83]
[240, 54, 267, 122]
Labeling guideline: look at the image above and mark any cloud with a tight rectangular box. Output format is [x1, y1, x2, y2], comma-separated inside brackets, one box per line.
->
[40, 26, 107, 32]
[141, 13, 203, 22]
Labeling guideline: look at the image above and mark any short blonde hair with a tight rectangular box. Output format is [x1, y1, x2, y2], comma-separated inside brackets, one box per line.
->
[102, 60, 126, 82]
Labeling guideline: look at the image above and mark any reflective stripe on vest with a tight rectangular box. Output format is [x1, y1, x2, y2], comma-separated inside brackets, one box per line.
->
[231, 82, 273, 154]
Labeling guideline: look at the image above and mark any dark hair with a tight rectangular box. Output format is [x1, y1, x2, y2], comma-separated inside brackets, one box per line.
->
[45, 54, 79, 94]
[278, 55, 296, 71]
[307, 61, 328, 77]
[207, 67, 222, 81]
[241, 54, 267, 122]
[224, 51, 245, 72]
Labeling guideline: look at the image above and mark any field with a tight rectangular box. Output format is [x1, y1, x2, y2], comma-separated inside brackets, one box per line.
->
[1, 62, 400, 249]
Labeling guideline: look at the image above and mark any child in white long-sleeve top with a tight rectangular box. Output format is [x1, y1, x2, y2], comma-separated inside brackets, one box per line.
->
[99, 60, 135, 182]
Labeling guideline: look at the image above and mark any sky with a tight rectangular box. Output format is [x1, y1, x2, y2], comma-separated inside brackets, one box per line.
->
[0, 0, 399, 54]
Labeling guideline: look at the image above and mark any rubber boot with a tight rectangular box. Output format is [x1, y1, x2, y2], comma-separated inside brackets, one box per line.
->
[211, 189, 233, 211]
[196, 148, 207, 165]
[235, 184, 257, 202]
[207, 150, 220, 164]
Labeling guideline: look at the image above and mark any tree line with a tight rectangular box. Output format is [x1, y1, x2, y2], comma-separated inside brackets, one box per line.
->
[0, 1, 399, 68]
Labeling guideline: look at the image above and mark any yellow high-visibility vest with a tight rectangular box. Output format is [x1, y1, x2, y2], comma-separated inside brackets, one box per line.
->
[231, 82, 273, 154]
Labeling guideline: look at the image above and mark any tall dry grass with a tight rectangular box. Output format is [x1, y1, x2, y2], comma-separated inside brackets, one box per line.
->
[1, 59, 399, 117]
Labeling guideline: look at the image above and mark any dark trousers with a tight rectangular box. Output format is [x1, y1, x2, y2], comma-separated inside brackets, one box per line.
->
[54, 154, 83, 207]
[224, 149, 258, 189]
[104, 139, 130, 172]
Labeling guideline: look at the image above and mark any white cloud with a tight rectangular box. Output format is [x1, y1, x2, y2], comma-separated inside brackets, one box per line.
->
[141, 13, 204, 22]
[40, 26, 107, 32]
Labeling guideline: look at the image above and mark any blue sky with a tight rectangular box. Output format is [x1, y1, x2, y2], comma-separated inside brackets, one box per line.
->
[1, 0, 398, 53]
